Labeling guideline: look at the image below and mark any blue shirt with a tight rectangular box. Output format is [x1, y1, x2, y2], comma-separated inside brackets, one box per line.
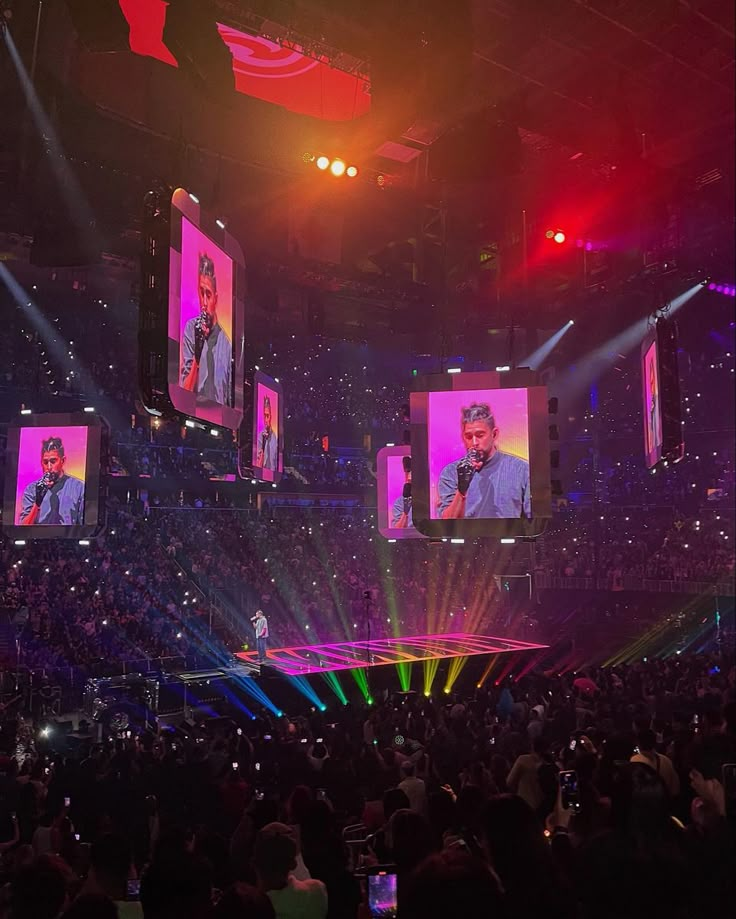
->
[181, 319, 232, 406]
[391, 495, 413, 527]
[258, 430, 278, 471]
[437, 450, 531, 519]
[20, 474, 85, 525]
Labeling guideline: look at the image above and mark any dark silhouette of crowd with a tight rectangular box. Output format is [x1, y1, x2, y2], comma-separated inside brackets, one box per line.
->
[0, 653, 734, 918]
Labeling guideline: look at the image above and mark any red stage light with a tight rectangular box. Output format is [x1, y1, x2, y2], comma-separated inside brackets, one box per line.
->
[545, 229, 554, 239]
[316, 155, 330, 170]
[553, 231, 566, 244]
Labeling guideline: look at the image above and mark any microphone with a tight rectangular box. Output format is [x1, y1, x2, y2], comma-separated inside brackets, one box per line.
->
[42, 472, 56, 487]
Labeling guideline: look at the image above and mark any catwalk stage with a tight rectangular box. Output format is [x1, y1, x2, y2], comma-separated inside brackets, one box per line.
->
[236, 632, 548, 677]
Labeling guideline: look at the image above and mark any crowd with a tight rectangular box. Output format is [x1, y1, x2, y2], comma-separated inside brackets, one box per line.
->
[0, 653, 733, 918]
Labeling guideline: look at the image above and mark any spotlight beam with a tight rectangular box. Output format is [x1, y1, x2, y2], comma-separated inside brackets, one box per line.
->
[521, 320, 574, 369]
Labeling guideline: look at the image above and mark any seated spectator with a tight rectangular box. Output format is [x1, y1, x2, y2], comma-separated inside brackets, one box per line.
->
[140, 852, 213, 919]
[63, 894, 119, 919]
[211, 883, 275, 919]
[401, 849, 505, 919]
[397, 761, 427, 816]
[630, 729, 680, 798]
[253, 822, 328, 919]
[79, 833, 143, 919]
[10, 855, 69, 919]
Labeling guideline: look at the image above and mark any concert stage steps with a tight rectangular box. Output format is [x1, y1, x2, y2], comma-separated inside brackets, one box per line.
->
[236, 632, 547, 677]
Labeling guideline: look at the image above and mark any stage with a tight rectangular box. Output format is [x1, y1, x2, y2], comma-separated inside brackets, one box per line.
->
[236, 632, 547, 676]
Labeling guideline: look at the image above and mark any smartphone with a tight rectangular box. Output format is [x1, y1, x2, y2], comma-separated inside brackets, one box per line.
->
[232, 762, 239, 771]
[367, 867, 398, 919]
[559, 770, 581, 812]
[317, 788, 327, 801]
[316, 737, 323, 744]
[264, 734, 272, 741]
[126, 879, 141, 901]
[723, 763, 736, 819]
[300, 738, 308, 744]
[255, 789, 265, 801]
[64, 797, 71, 808]
[255, 762, 261, 772]
[569, 739, 577, 751]
[75, 833, 80, 841]
[237, 728, 243, 736]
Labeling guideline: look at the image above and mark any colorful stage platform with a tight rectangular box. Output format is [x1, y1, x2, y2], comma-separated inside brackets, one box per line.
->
[236, 632, 547, 677]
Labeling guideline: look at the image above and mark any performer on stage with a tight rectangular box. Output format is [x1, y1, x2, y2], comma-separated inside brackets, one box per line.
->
[251, 609, 269, 663]
[437, 402, 531, 519]
[19, 435, 85, 526]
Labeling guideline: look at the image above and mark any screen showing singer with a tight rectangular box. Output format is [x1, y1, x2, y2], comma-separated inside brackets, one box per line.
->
[251, 376, 283, 481]
[15, 428, 87, 526]
[643, 340, 662, 460]
[430, 391, 531, 520]
[178, 218, 233, 408]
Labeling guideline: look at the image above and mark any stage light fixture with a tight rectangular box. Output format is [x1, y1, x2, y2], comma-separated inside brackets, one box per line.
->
[553, 231, 566, 244]
[346, 165, 358, 178]
[316, 156, 330, 170]
[545, 229, 554, 239]
[330, 159, 346, 177]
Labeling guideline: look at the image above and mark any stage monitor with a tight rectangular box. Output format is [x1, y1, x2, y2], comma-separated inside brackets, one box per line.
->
[376, 446, 427, 540]
[410, 370, 551, 538]
[2, 413, 108, 540]
[641, 317, 684, 468]
[138, 187, 245, 431]
[249, 371, 284, 483]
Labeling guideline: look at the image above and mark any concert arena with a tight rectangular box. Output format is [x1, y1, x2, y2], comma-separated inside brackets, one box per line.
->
[0, 3, 734, 918]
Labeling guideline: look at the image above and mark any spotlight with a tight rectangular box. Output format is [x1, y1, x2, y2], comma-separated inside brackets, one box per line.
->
[330, 159, 346, 177]
[545, 229, 555, 239]
[346, 165, 358, 178]
[316, 156, 330, 170]
[553, 231, 566, 244]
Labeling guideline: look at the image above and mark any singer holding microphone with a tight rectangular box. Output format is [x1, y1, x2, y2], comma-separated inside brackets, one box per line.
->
[19, 436, 85, 525]
[256, 396, 277, 471]
[250, 609, 269, 663]
[180, 252, 232, 406]
[437, 402, 531, 519]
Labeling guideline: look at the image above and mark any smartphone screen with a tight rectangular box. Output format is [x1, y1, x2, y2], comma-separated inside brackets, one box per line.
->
[64, 797, 71, 808]
[126, 879, 141, 901]
[368, 870, 398, 919]
[723, 764, 736, 819]
[559, 770, 580, 811]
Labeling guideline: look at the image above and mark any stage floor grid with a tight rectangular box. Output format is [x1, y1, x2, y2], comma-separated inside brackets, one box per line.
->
[236, 632, 547, 676]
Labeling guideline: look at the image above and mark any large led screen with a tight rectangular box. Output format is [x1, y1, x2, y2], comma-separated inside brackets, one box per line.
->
[250, 372, 284, 483]
[641, 337, 663, 468]
[3, 413, 107, 540]
[376, 446, 426, 540]
[167, 189, 245, 430]
[410, 371, 551, 538]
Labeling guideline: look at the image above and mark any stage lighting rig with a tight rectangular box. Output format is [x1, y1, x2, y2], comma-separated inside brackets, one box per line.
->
[305, 153, 359, 178]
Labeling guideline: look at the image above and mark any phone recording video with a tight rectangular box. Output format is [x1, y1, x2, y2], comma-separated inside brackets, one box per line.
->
[559, 770, 581, 812]
[367, 868, 398, 919]
[64, 796, 71, 808]
[126, 879, 141, 901]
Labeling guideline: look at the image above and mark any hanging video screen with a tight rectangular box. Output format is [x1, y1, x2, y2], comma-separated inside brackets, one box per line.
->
[250, 372, 284, 483]
[3, 413, 107, 539]
[410, 371, 551, 538]
[376, 446, 426, 540]
[641, 337, 663, 468]
[167, 189, 245, 430]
